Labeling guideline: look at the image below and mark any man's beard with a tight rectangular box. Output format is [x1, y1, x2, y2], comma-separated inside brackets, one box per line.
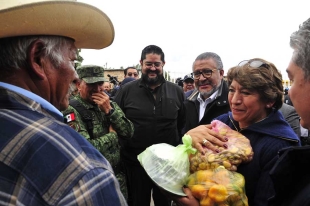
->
[200, 86, 218, 98]
[142, 70, 164, 86]
[198, 80, 221, 100]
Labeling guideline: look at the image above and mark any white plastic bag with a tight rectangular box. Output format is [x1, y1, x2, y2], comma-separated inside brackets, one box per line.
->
[137, 135, 197, 196]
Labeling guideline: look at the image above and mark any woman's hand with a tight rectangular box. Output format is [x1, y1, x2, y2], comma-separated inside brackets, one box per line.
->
[186, 124, 228, 154]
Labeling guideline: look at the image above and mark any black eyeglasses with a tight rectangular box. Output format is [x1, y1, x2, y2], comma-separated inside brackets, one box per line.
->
[192, 69, 218, 79]
[144, 62, 162, 68]
[238, 60, 270, 69]
[127, 72, 138, 77]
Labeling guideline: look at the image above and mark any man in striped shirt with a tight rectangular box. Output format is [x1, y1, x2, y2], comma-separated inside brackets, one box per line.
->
[0, 1, 127, 205]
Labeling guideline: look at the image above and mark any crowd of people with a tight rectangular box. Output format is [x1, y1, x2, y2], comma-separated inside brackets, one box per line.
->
[2, 1, 310, 206]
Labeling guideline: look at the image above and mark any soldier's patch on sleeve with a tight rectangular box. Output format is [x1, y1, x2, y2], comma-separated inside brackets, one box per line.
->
[65, 113, 75, 123]
[68, 122, 80, 131]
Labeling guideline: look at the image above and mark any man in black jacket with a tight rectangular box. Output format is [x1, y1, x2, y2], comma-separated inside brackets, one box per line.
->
[114, 45, 186, 206]
[268, 17, 310, 206]
[183, 52, 230, 135]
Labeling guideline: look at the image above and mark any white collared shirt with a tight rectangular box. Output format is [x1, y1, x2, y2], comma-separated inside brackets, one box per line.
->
[197, 90, 219, 121]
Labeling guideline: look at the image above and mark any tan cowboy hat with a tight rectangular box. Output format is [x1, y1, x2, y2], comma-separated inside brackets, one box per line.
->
[0, 0, 114, 49]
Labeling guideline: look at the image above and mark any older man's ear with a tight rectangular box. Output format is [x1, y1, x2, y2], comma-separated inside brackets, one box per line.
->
[28, 40, 47, 80]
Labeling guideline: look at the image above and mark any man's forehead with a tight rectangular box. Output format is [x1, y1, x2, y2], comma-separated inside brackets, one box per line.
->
[286, 60, 300, 76]
[144, 53, 162, 59]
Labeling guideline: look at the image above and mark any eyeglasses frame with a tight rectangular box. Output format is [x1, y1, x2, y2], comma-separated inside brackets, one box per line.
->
[191, 69, 219, 80]
[144, 62, 163, 69]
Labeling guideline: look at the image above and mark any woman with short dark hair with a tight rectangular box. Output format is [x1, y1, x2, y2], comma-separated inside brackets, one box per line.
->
[177, 58, 300, 206]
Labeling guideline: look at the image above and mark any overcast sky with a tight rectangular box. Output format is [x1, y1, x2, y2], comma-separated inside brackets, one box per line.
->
[79, 0, 310, 81]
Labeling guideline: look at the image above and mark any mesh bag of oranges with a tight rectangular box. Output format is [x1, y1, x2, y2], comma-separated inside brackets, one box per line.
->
[187, 166, 248, 206]
[189, 120, 254, 172]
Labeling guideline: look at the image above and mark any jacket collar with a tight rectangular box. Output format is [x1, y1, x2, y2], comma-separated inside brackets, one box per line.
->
[227, 111, 299, 143]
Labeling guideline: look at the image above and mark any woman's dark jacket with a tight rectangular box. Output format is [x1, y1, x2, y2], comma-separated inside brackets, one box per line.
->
[215, 111, 300, 206]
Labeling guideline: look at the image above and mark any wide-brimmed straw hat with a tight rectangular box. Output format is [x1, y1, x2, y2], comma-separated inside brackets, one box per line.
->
[0, 0, 114, 49]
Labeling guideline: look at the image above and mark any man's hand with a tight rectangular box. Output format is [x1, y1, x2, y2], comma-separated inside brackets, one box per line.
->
[186, 125, 228, 154]
[92, 92, 112, 114]
[109, 125, 116, 133]
[162, 187, 200, 206]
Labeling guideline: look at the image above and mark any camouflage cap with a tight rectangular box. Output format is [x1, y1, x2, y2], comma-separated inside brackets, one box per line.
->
[76, 65, 105, 83]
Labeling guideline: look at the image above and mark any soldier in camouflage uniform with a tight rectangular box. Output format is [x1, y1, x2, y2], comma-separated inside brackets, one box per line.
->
[62, 65, 134, 200]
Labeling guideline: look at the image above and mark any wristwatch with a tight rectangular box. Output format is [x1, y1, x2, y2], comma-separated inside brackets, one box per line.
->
[106, 108, 115, 116]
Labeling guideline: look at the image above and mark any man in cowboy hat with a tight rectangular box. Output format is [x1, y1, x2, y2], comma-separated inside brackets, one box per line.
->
[0, 1, 127, 205]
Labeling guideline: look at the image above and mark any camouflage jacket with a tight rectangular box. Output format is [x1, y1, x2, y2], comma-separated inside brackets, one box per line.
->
[62, 95, 134, 170]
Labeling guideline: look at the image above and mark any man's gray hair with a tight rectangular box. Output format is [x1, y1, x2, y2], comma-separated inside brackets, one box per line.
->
[0, 36, 74, 78]
[192, 52, 224, 71]
[290, 18, 310, 81]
